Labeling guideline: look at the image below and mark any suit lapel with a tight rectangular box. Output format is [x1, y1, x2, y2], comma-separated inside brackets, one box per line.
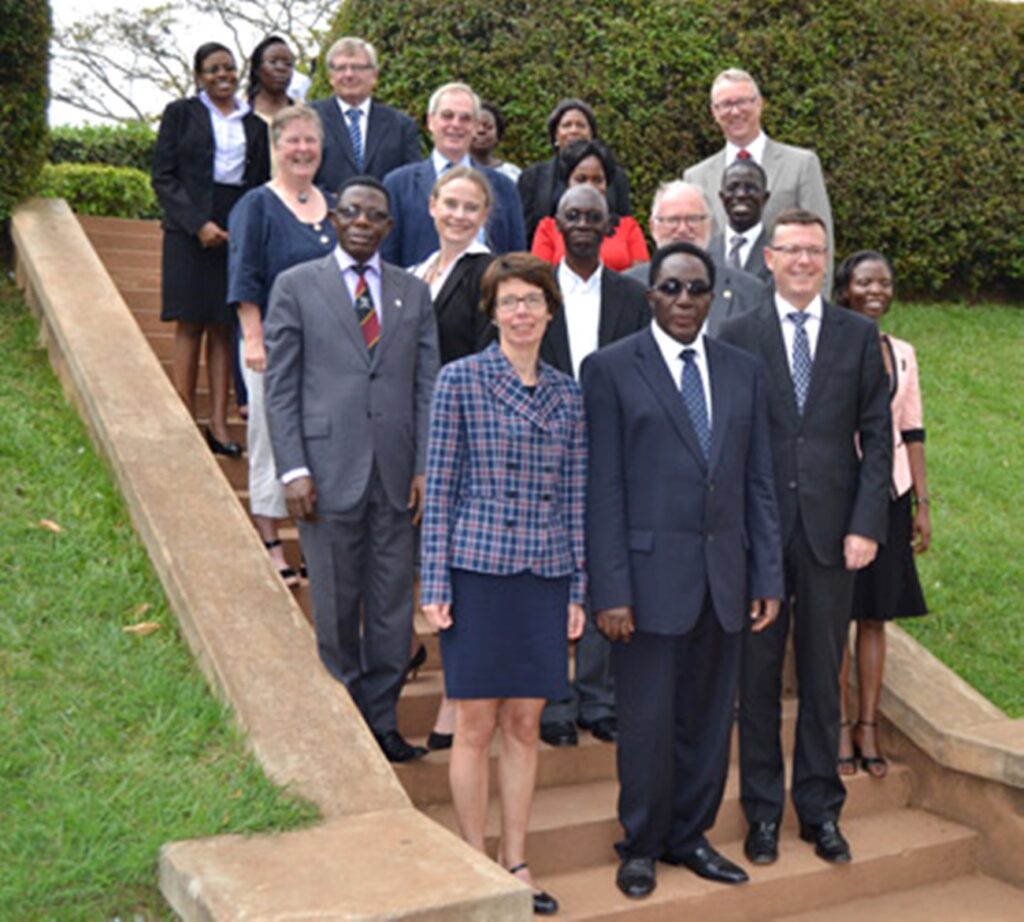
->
[434, 256, 473, 323]
[802, 301, 843, 418]
[316, 256, 371, 364]
[541, 306, 573, 375]
[372, 263, 408, 368]
[323, 99, 358, 171]
[598, 272, 618, 347]
[705, 339, 733, 471]
[634, 330, 706, 467]
[362, 101, 383, 171]
[758, 306, 800, 421]
[488, 346, 562, 431]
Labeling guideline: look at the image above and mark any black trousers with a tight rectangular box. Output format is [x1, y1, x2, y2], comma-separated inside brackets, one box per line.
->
[613, 602, 741, 859]
[739, 516, 855, 826]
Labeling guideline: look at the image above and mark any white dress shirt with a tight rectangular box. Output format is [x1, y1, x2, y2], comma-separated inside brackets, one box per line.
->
[727, 219, 763, 270]
[411, 239, 490, 296]
[557, 261, 603, 380]
[726, 131, 767, 165]
[198, 91, 250, 185]
[651, 320, 713, 426]
[774, 292, 823, 373]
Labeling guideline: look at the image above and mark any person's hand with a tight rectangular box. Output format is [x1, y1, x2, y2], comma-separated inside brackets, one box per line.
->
[285, 476, 317, 521]
[844, 534, 878, 571]
[567, 602, 586, 641]
[422, 603, 452, 631]
[243, 333, 266, 372]
[912, 503, 931, 555]
[749, 597, 780, 633]
[595, 605, 635, 644]
[408, 474, 425, 526]
[197, 221, 229, 248]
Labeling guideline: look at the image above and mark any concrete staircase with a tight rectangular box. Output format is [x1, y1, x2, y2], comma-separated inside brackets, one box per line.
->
[79, 214, 1024, 920]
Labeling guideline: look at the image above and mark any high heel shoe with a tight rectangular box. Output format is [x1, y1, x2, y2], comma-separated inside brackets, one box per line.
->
[426, 731, 453, 751]
[264, 538, 299, 588]
[507, 862, 558, 915]
[406, 643, 426, 681]
[854, 720, 888, 778]
[205, 426, 242, 458]
[838, 720, 857, 776]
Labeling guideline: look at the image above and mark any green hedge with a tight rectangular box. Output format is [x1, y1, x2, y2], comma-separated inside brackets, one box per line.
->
[49, 123, 157, 173]
[324, 0, 1024, 297]
[36, 163, 161, 220]
[0, 0, 51, 222]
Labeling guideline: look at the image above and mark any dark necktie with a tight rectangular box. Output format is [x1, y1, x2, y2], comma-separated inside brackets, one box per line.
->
[680, 348, 711, 461]
[788, 311, 812, 414]
[346, 108, 364, 172]
[728, 233, 746, 269]
[352, 264, 380, 355]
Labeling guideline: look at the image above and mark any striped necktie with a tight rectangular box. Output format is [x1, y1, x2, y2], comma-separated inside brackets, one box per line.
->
[352, 264, 380, 355]
[788, 311, 812, 413]
[680, 348, 711, 460]
[346, 108, 364, 172]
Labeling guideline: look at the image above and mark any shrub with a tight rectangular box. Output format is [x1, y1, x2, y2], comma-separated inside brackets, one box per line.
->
[0, 0, 51, 222]
[36, 163, 161, 220]
[324, 0, 1023, 297]
[49, 123, 157, 172]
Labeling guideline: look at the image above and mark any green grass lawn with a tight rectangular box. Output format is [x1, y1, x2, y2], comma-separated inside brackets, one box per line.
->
[0, 275, 318, 920]
[884, 301, 1023, 717]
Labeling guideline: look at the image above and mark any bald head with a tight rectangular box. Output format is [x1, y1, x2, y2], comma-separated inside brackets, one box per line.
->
[649, 181, 712, 248]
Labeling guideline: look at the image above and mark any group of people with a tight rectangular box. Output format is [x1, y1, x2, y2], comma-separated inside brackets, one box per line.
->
[150, 35, 931, 915]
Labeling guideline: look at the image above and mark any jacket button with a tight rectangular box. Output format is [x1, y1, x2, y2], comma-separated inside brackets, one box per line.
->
[369, 372, 377, 380]
[505, 520, 515, 528]
[541, 493, 552, 502]
[789, 480, 797, 489]
[506, 490, 518, 499]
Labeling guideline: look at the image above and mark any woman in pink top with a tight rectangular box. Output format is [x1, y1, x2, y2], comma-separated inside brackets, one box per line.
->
[836, 251, 931, 779]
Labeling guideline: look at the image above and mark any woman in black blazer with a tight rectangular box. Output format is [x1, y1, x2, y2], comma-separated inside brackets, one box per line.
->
[151, 42, 270, 456]
[517, 97, 632, 245]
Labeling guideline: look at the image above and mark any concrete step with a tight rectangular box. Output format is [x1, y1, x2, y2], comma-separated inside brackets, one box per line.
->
[536, 808, 977, 920]
[773, 872, 1024, 921]
[419, 761, 913, 877]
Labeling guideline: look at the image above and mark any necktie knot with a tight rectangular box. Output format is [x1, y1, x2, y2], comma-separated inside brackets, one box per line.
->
[346, 108, 361, 123]
[353, 263, 369, 277]
[788, 310, 809, 329]
[681, 347, 697, 364]
[737, 148, 752, 160]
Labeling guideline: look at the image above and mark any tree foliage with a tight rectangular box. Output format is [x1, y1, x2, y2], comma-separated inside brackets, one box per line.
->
[327, 0, 1024, 297]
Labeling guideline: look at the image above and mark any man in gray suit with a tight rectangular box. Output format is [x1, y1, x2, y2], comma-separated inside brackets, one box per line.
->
[683, 67, 833, 291]
[264, 176, 440, 763]
[709, 159, 771, 284]
[626, 180, 767, 336]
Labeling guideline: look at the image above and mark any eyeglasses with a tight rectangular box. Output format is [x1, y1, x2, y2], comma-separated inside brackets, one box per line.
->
[712, 94, 758, 113]
[329, 62, 375, 73]
[561, 207, 605, 226]
[768, 244, 829, 259]
[495, 293, 547, 313]
[336, 204, 390, 223]
[652, 278, 713, 298]
[652, 213, 709, 229]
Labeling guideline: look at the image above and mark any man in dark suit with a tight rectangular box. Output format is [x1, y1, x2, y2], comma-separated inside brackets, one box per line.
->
[264, 176, 440, 763]
[709, 159, 771, 284]
[719, 209, 891, 865]
[382, 82, 526, 267]
[625, 180, 767, 336]
[538, 185, 649, 749]
[312, 37, 421, 190]
[584, 242, 783, 898]
[684, 67, 833, 292]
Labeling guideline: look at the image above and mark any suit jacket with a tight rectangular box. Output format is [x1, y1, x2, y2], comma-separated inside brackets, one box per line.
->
[263, 253, 439, 513]
[431, 251, 494, 365]
[710, 228, 770, 283]
[884, 334, 924, 498]
[583, 329, 783, 635]
[518, 155, 632, 245]
[624, 261, 767, 337]
[381, 158, 526, 267]
[685, 137, 833, 291]
[312, 97, 421, 190]
[420, 342, 587, 606]
[541, 268, 650, 376]
[719, 301, 891, 567]
[151, 97, 270, 234]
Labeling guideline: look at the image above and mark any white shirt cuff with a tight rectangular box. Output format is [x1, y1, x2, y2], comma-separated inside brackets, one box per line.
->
[281, 467, 311, 485]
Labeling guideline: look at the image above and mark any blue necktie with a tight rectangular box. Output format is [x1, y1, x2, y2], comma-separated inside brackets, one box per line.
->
[789, 311, 812, 414]
[346, 108, 364, 172]
[680, 348, 711, 461]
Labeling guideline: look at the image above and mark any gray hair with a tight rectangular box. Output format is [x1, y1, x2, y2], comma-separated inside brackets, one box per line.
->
[325, 36, 378, 70]
[651, 180, 711, 214]
[270, 102, 323, 146]
[710, 67, 761, 101]
[427, 82, 480, 119]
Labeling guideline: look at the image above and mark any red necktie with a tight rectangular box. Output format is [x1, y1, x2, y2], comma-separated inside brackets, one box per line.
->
[352, 265, 380, 354]
[737, 148, 751, 160]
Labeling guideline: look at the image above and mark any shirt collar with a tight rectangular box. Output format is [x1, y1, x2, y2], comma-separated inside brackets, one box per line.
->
[557, 260, 602, 295]
[729, 219, 763, 243]
[336, 96, 371, 120]
[334, 246, 382, 277]
[431, 148, 472, 175]
[198, 90, 249, 119]
[726, 131, 766, 164]
[651, 317, 708, 366]
[774, 291, 823, 325]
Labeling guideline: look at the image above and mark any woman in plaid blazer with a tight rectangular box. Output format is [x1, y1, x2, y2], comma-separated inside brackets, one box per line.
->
[421, 253, 586, 915]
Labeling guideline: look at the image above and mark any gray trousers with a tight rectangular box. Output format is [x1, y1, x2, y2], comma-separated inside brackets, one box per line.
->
[542, 611, 615, 725]
[298, 468, 414, 736]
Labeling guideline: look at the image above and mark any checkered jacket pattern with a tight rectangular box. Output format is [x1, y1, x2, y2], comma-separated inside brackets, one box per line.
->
[420, 342, 587, 606]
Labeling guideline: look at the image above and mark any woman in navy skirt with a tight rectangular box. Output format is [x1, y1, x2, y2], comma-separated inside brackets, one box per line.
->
[836, 251, 931, 779]
[421, 253, 586, 915]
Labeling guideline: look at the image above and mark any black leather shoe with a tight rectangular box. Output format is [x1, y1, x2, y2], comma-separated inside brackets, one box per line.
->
[578, 715, 618, 743]
[663, 844, 749, 884]
[507, 862, 558, 915]
[540, 720, 578, 747]
[799, 820, 851, 863]
[204, 426, 242, 458]
[374, 730, 427, 763]
[616, 856, 656, 899]
[426, 731, 453, 751]
[744, 821, 780, 865]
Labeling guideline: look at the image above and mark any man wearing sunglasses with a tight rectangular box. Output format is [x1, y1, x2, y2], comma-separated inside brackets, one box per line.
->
[264, 176, 440, 764]
[583, 241, 783, 898]
[536, 184, 650, 750]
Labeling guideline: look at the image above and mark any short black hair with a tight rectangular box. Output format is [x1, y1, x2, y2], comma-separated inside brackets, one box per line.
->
[834, 250, 894, 307]
[480, 100, 508, 139]
[722, 157, 768, 189]
[648, 241, 716, 290]
[193, 42, 232, 75]
[337, 174, 391, 209]
[556, 138, 616, 185]
[545, 98, 599, 147]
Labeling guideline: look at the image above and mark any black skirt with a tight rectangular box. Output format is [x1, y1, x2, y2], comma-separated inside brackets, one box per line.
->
[440, 568, 571, 700]
[850, 492, 928, 621]
[160, 183, 245, 325]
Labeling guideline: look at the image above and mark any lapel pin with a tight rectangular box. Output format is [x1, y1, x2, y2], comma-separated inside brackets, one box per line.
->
[394, 298, 403, 308]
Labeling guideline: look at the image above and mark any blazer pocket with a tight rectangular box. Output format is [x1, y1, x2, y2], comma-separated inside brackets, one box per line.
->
[627, 529, 654, 553]
[302, 415, 330, 439]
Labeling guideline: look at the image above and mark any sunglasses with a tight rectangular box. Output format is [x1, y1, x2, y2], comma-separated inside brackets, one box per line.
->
[652, 277, 713, 298]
